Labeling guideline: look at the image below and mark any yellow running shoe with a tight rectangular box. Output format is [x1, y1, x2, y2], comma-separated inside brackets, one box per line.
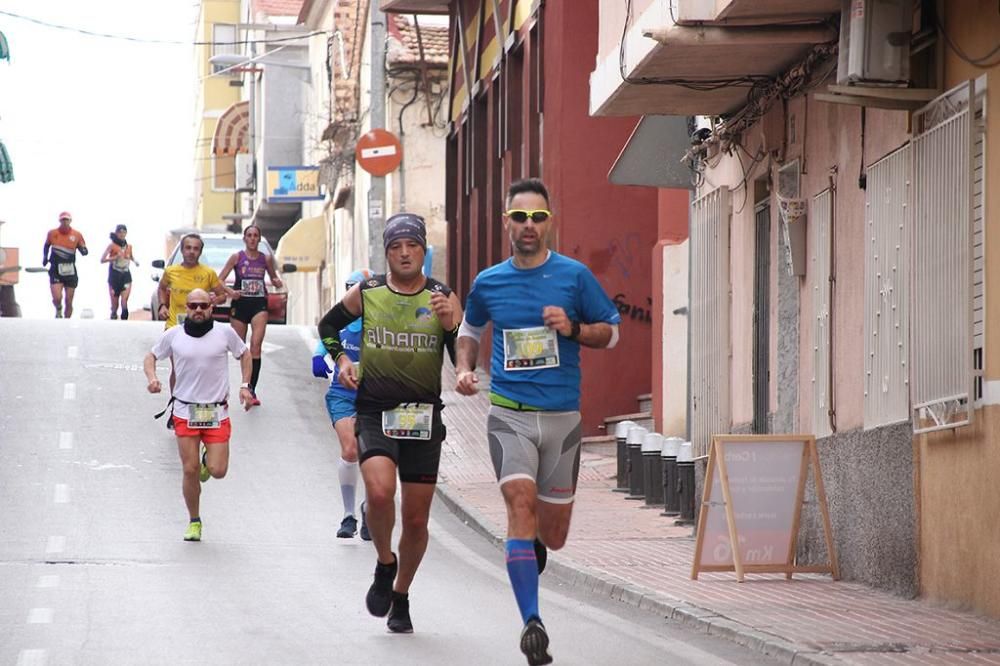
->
[199, 448, 210, 483]
[184, 520, 202, 542]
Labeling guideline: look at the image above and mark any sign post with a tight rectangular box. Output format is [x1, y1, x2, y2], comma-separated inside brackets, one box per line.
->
[691, 434, 839, 582]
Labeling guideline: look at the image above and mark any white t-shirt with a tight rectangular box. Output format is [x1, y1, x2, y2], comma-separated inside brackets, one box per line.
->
[151, 324, 248, 420]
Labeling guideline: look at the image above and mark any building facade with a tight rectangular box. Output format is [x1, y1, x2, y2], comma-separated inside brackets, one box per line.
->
[592, 0, 1000, 615]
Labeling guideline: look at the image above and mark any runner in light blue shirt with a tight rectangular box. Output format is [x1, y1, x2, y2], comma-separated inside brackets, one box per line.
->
[454, 178, 620, 666]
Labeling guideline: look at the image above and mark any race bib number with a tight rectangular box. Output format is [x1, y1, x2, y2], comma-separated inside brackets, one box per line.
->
[188, 403, 221, 429]
[382, 403, 433, 440]
[113, 256, 130, 271]
[503, 327, 560, 371]
[241, 279, 266, 297]
[57, 263, 76, 277]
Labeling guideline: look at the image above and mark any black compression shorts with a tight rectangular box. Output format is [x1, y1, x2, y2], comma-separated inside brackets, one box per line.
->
[230, 298, 268, 324]
[355, 411, 445, 484]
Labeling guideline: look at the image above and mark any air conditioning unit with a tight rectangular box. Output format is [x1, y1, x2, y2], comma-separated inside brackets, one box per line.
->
[837, 0, 911, 86]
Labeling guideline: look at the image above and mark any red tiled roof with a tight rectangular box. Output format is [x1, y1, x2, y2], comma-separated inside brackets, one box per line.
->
[387, 14, 449, 67]
[253, 0, 306, 17]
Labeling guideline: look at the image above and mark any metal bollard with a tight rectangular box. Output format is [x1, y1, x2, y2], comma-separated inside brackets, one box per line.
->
[613, 420, 635, 493]
[625, 425, 647, 500]
[660, 437, 682, 517]
[642, 432, 665, 507]
[675, 441, 696, 525]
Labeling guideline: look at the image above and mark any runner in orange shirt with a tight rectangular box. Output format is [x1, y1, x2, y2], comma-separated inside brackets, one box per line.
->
[42, 212, 88, 318]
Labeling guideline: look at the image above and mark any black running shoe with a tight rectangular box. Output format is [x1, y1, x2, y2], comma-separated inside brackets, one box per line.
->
[366, 553, 397, 617]
[534, 538, 548, 575]
[337, 515, 358, 538]
[520, 619, 553, 666]
[386, 592, 413, 633]
[360, 501, 371, 541]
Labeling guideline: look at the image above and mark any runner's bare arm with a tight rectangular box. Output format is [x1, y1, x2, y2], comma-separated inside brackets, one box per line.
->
[143, 352, 162, 393]
[265, 254, 283, 289]
[212, 275, 237, 302]
[454, 332, 481, 396]
[542, 306, 615, 349]
[217, 252, 238, 283]
[100, 244, 115, 264]
[157, 275, 171, 318]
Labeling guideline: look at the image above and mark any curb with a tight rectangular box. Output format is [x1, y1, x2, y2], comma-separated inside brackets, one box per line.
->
[434, 482, 844, 666]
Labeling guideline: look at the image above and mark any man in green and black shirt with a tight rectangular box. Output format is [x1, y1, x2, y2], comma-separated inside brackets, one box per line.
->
[318, 213, 462, 635]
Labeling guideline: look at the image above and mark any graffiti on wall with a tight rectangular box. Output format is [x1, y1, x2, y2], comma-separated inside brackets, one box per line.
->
[613, 293, 652, 324]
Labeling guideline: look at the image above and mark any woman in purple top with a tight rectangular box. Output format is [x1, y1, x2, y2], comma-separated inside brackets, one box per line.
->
[218, 225, 283, 405]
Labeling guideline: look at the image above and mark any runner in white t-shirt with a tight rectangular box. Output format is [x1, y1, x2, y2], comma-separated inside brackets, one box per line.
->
[143, 288, 254, 542]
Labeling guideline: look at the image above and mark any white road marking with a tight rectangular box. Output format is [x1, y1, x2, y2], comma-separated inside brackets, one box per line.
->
[54, 484, 69, 504]
[63, 383, 76, 400]
[430, 517, 744, 666]
[58, 432, 73, 450]
[45, 536, 65, 554]
[67, 345, 78, 359]
[260, 340, 284, 354]
[27, 608, 53, 624]
[16, 649, 47, 666]
[37, 575, 60, 588]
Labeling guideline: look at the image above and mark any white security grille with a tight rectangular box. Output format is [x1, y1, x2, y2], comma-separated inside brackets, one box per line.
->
[973, 98, 986, 402]
[864, 146, 911, 429]
[811, 188, 833, 438]
[690, 187, 731, 458]
[911, 81, 975, 433]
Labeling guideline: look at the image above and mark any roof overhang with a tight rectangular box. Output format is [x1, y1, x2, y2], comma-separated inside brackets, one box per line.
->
[590, 1, 837, 117]
[380, 0, 450, 15]
[609, 116, 694, 189]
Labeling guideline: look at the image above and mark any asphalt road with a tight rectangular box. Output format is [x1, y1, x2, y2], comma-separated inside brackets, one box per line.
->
[0, 318, 779, 665]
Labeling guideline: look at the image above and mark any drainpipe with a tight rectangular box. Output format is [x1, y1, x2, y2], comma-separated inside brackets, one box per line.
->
[368, 2, 387, 273]
[827, 167, 837, 433]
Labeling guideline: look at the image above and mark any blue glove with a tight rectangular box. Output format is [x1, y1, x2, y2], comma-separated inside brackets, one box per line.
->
[312, 355, 330, 378]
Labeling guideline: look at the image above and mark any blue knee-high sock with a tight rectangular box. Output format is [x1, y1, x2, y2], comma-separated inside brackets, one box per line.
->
[505, 539, 540, 624]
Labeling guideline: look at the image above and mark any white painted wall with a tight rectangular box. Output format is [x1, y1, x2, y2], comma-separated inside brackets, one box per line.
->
[662, 241, 689, 437]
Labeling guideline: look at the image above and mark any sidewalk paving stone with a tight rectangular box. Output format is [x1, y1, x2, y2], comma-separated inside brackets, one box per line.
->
[436, 369, 1000, 665]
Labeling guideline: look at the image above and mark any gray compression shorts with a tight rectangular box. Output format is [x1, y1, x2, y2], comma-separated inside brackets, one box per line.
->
[486, 405, 582, 504]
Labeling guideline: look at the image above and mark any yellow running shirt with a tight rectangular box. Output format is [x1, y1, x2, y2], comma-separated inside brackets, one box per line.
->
[161, 264, 221, 328]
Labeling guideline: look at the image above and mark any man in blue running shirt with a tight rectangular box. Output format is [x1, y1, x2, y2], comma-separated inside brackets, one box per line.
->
[312, 269, 372, 541]
[454, 178, 621, 666]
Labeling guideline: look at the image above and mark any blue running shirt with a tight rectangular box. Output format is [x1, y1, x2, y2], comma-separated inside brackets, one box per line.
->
[464, 252, 621, 411]
[315, 319, 362, 400]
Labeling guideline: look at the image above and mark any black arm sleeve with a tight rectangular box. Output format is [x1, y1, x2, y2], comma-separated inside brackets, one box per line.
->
[442, 324, 459, 366]
[318, 302, 359, 360]
[78, 246, 89, 256]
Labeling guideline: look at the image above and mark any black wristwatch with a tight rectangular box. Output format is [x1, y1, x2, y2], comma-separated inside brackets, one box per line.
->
[567, 320, 581, 340]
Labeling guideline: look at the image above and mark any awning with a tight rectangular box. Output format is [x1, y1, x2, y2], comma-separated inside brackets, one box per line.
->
[212, 101, 250, 157]
[608, 115, 693, 189]
[0, 140, 13, 183]
[276, 215, 326, 272]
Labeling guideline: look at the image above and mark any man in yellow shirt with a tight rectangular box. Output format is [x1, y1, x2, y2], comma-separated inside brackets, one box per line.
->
[157, 234, 232, 328]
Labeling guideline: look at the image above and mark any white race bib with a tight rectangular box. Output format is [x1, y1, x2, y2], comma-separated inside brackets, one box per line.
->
[503, 327, 560, 371]
[56, 263, 76, 277]
[382, 403, 434, 440]
[113, 256, 130, 271]
[241, 279, 266, 297]
[188, 403, 222, 429]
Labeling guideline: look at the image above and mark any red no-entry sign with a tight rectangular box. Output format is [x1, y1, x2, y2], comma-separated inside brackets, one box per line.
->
[355, 129, 403, 176]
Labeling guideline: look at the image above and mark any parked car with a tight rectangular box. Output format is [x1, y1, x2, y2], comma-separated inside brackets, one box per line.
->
[150, 233, 293, 324]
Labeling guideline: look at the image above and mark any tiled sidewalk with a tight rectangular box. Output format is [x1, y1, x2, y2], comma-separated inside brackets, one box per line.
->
[436, 370, 1000, 665]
